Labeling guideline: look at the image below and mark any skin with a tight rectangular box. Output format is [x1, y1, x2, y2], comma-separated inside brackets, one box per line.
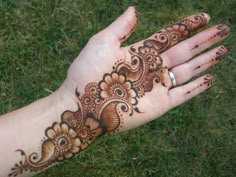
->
[0, 6, 229, 177]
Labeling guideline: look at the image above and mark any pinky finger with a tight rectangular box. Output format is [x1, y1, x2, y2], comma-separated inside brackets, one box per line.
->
[169, 74, 215, 108]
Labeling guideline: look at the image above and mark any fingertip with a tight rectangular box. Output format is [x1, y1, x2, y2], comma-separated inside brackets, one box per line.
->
[129, 6, 138, 18]
[125, 6, 135, 17]
[201, 12, 211, 23]
[202, 74, 216, 90]
[222, 24, 231, 32]
[125, 6, 138, 24]
[128, 6, 137, 13]
[184, 12, 210, 31]
[219, 24, 231, 35]
[223, 45, 228, 54]
[215, 24, 231, 39]
[105, 6, 138, 44]
[219, 44, 227, 50]
[218, 45, 228, 56]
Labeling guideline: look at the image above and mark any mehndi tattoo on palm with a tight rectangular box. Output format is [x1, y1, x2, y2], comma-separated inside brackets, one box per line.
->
[9, 11, 229, 176]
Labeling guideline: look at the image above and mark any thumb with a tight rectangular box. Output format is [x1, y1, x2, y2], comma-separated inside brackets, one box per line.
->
[105, 6, 138, 44]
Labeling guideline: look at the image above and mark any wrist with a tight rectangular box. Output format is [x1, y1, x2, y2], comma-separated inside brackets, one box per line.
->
[0, 91, 64, 176]
[53, 79, 104, 146]
[2, 81, 89, 177]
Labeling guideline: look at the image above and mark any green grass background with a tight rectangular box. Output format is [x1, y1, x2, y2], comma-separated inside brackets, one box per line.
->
[1, 0, 236, 176]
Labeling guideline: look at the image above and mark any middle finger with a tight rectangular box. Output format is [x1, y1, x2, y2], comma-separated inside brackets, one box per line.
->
[161, 24, 230, 68]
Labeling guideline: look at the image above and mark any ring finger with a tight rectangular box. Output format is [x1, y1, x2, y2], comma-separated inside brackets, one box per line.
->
[169, 45, 228, 86]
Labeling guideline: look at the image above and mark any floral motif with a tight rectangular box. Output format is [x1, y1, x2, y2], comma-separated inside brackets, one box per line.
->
[116, 44, 166, 98]
[166, 24, 189, 41]
[78, 116, 103, 149]
[138, 46, 163, 71]
[46, 123, 81, 161]
[99, 72, 137, 105]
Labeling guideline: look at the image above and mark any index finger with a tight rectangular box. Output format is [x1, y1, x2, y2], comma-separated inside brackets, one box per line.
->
[125, 12, 210, 54]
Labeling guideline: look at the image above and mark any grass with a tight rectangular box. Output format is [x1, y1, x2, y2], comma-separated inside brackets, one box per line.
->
[0, 0, 236, 176]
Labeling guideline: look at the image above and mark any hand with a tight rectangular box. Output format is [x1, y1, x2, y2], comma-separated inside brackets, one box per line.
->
[8, 7, 230, 176]
[62, 7, 229, 134]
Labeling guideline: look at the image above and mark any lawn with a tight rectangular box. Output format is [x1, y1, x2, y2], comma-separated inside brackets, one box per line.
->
[0, 0, 236, 177]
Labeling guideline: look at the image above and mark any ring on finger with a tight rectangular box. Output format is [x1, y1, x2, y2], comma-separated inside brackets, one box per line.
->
[168, 71, 177, 88]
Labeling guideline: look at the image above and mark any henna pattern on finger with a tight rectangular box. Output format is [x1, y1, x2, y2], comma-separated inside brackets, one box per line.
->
[216, 24, 230, 38]
[191, 24, 230, 50]
[9, 13, 209, 177]
[185, 74, 215, 95]
[203, 74, 216, 86]
[120, 8, 138, 41]
[145, 13, 208, 53]
[216, 46, 228, 61]
[193, 46, 228, 70]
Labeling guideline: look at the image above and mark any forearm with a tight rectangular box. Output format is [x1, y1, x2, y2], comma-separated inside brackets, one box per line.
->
[0, 85, 79, 177]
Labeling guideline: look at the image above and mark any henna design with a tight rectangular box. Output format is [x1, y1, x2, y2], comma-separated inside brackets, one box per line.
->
[216, 46, 228, 61]
[203, 74, 216, 86]
[216, 24, 230, 38]
[148, 13, 208, 53]
[9, 14, 207, 176]
[120, 8, 138, 41]
[191, 24, 230, 50]
[114, 45, 167, 98]
[115, 13, 208, 98]
[185, 74, 215, 95]
[194, 46, 228, 70]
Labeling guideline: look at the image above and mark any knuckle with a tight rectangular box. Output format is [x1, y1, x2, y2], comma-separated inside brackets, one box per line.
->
[183, 62, 193, 78]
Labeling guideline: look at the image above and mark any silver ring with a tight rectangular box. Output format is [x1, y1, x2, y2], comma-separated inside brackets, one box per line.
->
[168, 71, 177, 88]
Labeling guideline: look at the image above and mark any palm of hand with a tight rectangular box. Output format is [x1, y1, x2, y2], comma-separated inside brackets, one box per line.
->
[66, 25, 170, 135]
[64, 8, 226, 134]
